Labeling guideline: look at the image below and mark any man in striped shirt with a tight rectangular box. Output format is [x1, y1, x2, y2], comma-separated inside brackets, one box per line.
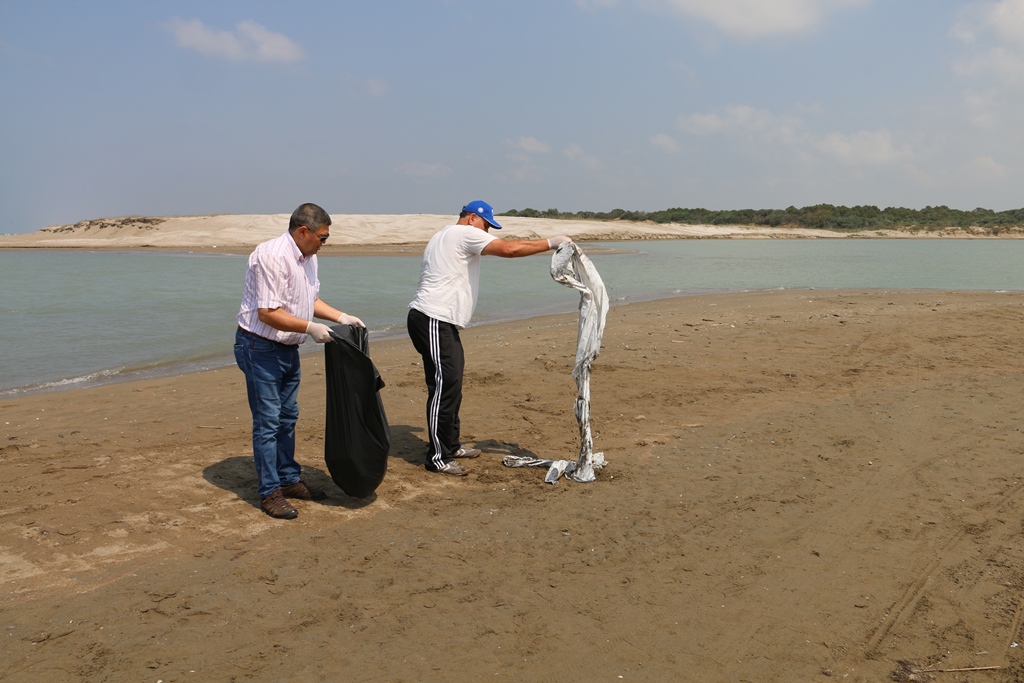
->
[235, 203, 364, 519]
[407, 200, 571, 476]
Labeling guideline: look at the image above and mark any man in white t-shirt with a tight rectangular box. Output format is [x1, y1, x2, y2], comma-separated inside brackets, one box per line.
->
[408, 200, 571, 476]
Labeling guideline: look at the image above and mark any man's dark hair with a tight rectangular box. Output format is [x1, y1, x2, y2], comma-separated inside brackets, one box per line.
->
[459, 210, 472, 221]
[289, 203, 332, 233]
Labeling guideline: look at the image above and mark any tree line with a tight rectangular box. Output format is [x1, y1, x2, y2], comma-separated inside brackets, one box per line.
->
[501, 205, 1024, 231]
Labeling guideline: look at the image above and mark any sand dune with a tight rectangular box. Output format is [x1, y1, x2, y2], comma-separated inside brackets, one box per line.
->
[0, 213, 867, 253]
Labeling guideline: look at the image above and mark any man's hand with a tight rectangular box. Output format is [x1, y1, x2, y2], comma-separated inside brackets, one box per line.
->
[306, 321, 335, 343]
[337, 313, 365, 328]
[547, 235, 572, 249]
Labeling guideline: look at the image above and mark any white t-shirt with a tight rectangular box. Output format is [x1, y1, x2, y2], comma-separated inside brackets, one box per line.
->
[408, 224, 497, 328]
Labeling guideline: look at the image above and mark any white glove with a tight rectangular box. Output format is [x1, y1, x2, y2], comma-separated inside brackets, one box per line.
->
[547, 235, 572, 249]
[306, 321, 334, 343]
[337, 313, 365, 328]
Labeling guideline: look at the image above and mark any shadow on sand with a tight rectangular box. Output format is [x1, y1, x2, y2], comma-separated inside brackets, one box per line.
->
[203, 456, 377, 511]
[205, 425, 546, 511]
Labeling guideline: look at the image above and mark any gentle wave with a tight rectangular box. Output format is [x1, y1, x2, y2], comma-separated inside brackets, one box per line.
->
[0, 367, 130, 396]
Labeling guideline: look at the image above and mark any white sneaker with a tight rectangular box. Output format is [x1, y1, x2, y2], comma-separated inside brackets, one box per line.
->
[431, 460, 470, 476]
[453, 447, 481, 459]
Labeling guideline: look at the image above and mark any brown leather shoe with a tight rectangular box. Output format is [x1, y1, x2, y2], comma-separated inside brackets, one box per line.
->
[261, 489, 298, 519]
[280, 480, 327, 501]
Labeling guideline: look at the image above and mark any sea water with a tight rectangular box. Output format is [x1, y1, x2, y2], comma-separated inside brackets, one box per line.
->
[2, 239, 1023, 395]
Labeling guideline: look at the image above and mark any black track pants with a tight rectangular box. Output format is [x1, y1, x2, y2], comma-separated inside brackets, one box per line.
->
[407, 308, 464, 469]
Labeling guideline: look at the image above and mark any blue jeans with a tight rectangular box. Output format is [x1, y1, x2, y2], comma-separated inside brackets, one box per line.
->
[234, 328, 303, 499]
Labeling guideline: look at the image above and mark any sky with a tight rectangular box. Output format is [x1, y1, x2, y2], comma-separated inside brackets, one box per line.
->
[2, 0, 1023, 233]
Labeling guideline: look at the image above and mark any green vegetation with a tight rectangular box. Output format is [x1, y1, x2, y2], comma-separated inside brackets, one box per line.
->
[501, 205, 1024, 231]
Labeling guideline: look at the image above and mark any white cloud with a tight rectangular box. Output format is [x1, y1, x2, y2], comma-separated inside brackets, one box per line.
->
[678, 103, 915, 168]
[955, 46, 1024, 85]
[505, 138, 551, 181]
[393, 162, 453, 179]
[964, 155, 1011, 182]
[815, 129, 912, 166]
[677, 105, 802, 144]
[509, 136, 551, 154]
[949, 17, 979, 45]
[950, 1, 1024, 144]
[339, 75, 390, 100]
[510, 164, 546, 182]
[650, 133, 681, 153]
[563, 144, 605, 171]
[989, 0, 1024, 47]
[367, 79, 389, 98]
[952, 1, 1024, 86]
[963, 90, 1000, 128]
[166, 19, 305, 63]
[653, 0, 869, 38]
[679, 104, 767, 133]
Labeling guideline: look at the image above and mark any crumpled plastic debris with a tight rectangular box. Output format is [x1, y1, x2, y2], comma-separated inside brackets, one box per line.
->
[502, 452, 608, 484]
[504, 241, 609, 483]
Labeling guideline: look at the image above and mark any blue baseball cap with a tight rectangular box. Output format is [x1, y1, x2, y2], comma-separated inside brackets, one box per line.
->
[462, 200, 502, 229]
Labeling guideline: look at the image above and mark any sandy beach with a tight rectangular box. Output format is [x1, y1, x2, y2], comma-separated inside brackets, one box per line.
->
[1, 212, 1011, 255]
[4, 282, 1024, 681]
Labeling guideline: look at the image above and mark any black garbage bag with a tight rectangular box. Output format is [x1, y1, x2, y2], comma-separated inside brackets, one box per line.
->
[323, 324, 390, 497]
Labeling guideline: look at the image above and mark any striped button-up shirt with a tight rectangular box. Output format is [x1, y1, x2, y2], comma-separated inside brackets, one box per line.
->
[237, 231, 320, 345]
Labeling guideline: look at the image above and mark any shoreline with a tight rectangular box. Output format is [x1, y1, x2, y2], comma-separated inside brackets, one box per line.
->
[2, 282, 1009, 398]
[8, 281, 1024, 398]
[6, 232, 1024, 399]
[0, 287, 738, 397]
[4, 288, 1024, 681]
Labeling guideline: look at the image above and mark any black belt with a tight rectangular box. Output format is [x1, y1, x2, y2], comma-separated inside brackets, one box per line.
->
[237, 326, 299, 348]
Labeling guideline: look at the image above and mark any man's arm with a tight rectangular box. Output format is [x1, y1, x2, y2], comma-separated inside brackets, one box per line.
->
[314, 299, 365, 327]
[257, 301, 362, 332]
[257, 301, 363, 344]
[481, 235, 571, 258]
[258, 307, 311, 334]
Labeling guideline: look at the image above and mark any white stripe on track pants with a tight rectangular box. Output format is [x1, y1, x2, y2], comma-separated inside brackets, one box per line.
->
[407, 308, 465, 471]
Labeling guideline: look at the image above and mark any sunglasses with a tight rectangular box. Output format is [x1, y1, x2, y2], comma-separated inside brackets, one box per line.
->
[306, 227, 329, 243]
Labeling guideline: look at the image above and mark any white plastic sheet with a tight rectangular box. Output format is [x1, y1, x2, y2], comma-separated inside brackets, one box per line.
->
[503, 241, 608, 483]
